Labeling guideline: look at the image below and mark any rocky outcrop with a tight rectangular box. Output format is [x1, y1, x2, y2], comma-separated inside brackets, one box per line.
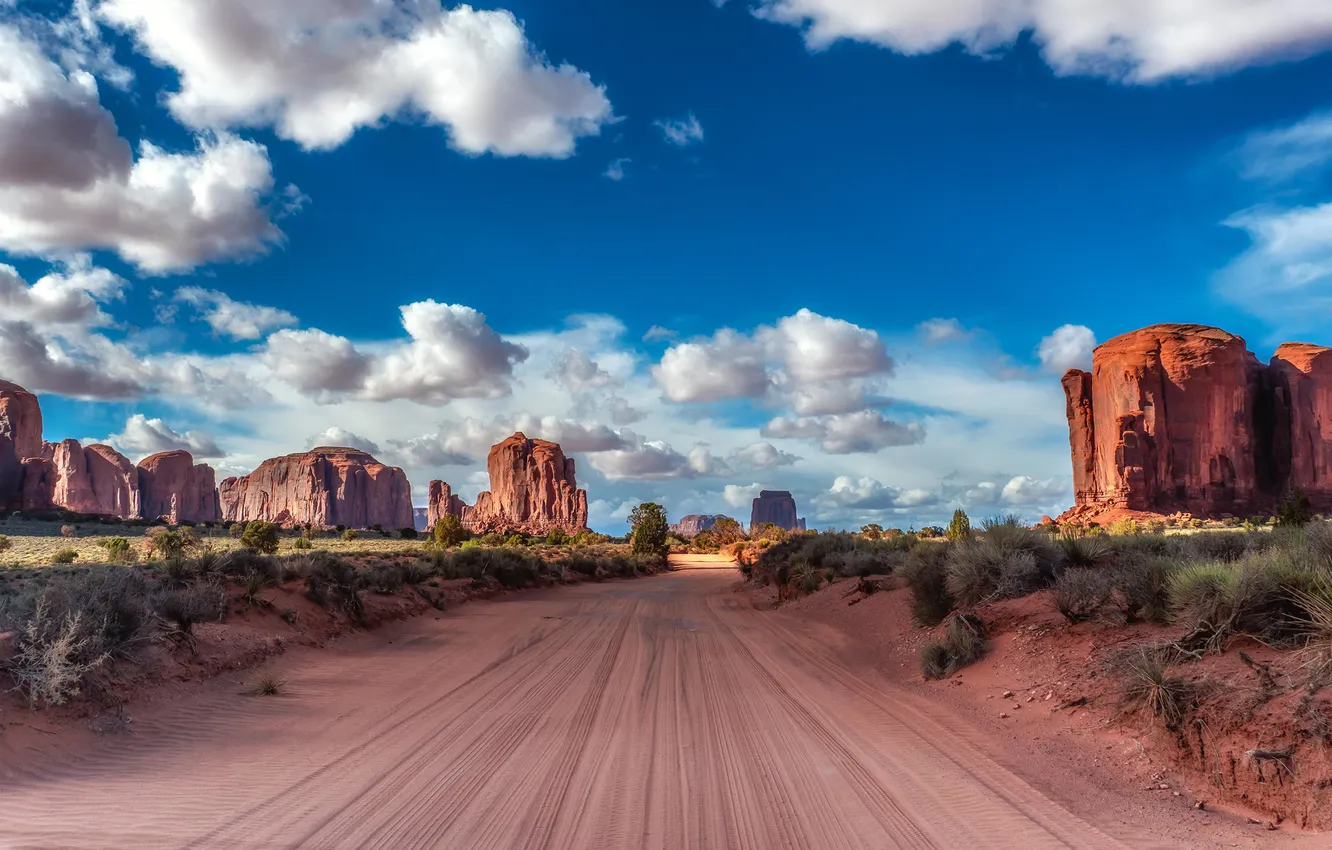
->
[467, 433, 588, 535]
[41, 440, 141, 518]
[0, 380, 42, 509]
[750, 491, 806, 532]
[670, 514, 729, 538]
[138, 451, 219, 524]
[426, 480, 471, 530]
[1060, 324, 1332, 521]
[220, 447, 412, 530]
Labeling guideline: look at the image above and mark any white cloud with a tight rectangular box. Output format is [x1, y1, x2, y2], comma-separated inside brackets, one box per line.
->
[549, 348, 618, 394]
[723, 483, 764, 508]
[261, 329, 373, 399]
[817, 476, 938, 512]
[0, 257, 125, 327]
[654, 113, 704, 146]
[106, 413, 222, 459]
[175, 286, 297, 341]
[363, 301, 530, 403]
[588, 431, 694, 480]
[1237, 110, 1332, 182]
[748, 0, 1332, 82]
[731, 441, 800, 469]
[762, 410, 924, 454]
[643, 325, 677, 342]
[917, 317, 969, 344]
[761, 308, 892, 384]
[1217, 202, 1332, 327]
[99, 0, 613, 156]
[306, 426, 380, 455]
[604, 158, 630, 181]
[1037, 324, 1096, 373]
[653, 328, 770, 402]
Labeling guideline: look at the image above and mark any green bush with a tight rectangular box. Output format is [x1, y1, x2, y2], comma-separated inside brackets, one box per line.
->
[945, 509, 971, 542]
[399, 527, 418, 540]
[629, 502, 670, 563]
[241, 521, 281, 554]
[1051, 568, 1113, 622]
[545, 528, 568, 546]
[293, 536, 314, 550]
[52, 549, 79, 565]
[145, 526, 201, 560]
[99, 537, 136, 563]
[1277, 486, 1315, 528]
[432, 515, 469, 548]
[341, 528, 359, 542]
[900, 544, 955, 626]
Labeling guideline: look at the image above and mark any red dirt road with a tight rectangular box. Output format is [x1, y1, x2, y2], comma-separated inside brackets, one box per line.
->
[0, 557, 1295, 848]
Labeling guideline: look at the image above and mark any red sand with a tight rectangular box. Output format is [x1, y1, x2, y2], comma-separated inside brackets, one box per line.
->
[0, 556, 1318, 848]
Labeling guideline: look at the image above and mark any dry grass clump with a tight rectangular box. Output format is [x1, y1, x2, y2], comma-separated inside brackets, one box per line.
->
[244, 669, 287, 697]
[9, 600, 107, 707]
[1051, 568, 1114, 622]
[919, 613, 987, 679]
[1116, 644, 1194, 730]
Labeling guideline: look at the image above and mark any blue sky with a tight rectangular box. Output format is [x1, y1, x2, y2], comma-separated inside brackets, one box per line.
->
[4, 0, 1332, 531]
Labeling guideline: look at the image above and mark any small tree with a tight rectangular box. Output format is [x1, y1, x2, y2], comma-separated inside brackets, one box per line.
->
[1276, 486, 1314, 528]
[145, 526, 201, 560]
[630, 502, 670, 562]
[710, 517, 746, 546]
[545, 527, 568, 546]
[241, 520, 281, 554]
[432, 515, 469, 548]
[860, 523, 884, 540]
[945, 509, 971, 542]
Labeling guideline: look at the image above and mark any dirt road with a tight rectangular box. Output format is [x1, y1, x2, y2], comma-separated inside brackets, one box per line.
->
[0, 558, 1275, 848]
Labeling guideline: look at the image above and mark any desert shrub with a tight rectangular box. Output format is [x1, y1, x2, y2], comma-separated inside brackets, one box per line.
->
[1170, 531, 1249, 563]
[545, 528, 568, 546]
[1169, 553, 1322, 650]
[919, 613, 986, 679]
[237, 567, 276, 609]
[945, 509, 971, 542]
[154, 582, 226, 634]
[241, 521, 280, 554]
[293, 536, 314, 551]
[51, 549, 79, 565]
[432, 515, 469, 548]
[229, 523, 245, 539]
[280, 607, 298, 625]
[401, 560, 434, 585]
[0, 534, 10, 552]
[223, 549, 282, 584]
[1107, 518, 1141, 536]
[1277, 487, 1315, 528]
[367, 563, 405, 594]
[946, 538, 1048, 606]
[479, 532, 504, 547]
[245, 669, 287, 696]
[710, 517, 747, 546]
[99, 537, 136, 563]
[1056, 533, 1112, 567]
[504, 533, 528, 547]
[303, 554, 362, 617]
[1117, 645, 1193, 729]
[399, 527, 418, 540]
[860, 523, 884, 540]
[9, 600, 106, 707]
[1051, 568, 1114, 622]
[144, 526, 200, 560]
[342, 529, 359, 542]
[630, 502, 670, 563]
[900, 543, 955, 626]
[60, 524, 77, 539]
[488, 550, 542, 588]
[157, 556, 198, 588]
[1109, 557, 1174, 624]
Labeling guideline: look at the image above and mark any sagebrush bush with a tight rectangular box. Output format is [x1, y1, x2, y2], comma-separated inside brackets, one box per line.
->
[1117, 645, 1193, 729]
[899, 544, 955, 626]
[919, 613, 986, 679]
[155, 582, 226, 634]
[1051, 568, 1113, 622]
[52, 549, 78, 565]
[9, 601, 106, 707]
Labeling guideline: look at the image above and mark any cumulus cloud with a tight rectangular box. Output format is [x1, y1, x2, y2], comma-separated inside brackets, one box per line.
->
[762, 410, 924, 454]
[549, 348, 618, 394]
[587, 431, 694, 480]
[731, 441, 800, 469]
[654, 113, 704, 146]
[604, 158, 629, 181]
[748, 0, 1332, 81]
[761, 308, 892, 384]
[107, 413, 222, 459]
[653, 328, 770, 403]
[643, 325, 677, 342]
[261, 329, 373, 399]
[606, 395, 645, 425]
[0, 258, 126, 327]
[364, 301, 530, 403]
[306, 426, 380, 455]
[816, 476, 938, 511]
[99, 0, 614, 156]
[723, 483, 764, 508]
[175, 286, 297, 340]
[1037, 324, 1096, 373]
[507, 414, 629, 452]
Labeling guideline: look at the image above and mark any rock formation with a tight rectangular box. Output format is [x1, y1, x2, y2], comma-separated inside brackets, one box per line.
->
[138, 451, 219, 524]
[0, 380, 42, 509]
[750, 491, 806, 532]
[39, 440, 142, 518]
[220, 447, 412, 530]
[466, 433, 588, 535]
[426, 480, 471, 530]
[1060, 324, 1332, 521]
[670, 514, 729, 538]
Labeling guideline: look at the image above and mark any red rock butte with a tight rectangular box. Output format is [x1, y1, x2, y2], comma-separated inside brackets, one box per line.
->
[427, 432, 588, 536]
[1060, 323, 1332, 523]
[750, 490, 806, 532]
[220, 447, 413, 530]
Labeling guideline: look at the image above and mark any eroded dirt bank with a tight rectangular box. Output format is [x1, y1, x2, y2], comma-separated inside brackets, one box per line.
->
[0, 559, 1316, 849]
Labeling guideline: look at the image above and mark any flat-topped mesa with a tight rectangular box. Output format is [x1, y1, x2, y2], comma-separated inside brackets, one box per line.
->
[426, 480, 471, 529]
[220, 447, 412, 530]
[467, 433, 588, 535]
[0, 380, 43, 509]
[670, 514, 729, 538]
[750, 490, 806, 532]
[138, 451, 219, 524]
[1060, 324, 1332, 522]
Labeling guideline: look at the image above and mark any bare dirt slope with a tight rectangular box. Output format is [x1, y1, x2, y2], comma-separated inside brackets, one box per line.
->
[0, 559, 1309, 849]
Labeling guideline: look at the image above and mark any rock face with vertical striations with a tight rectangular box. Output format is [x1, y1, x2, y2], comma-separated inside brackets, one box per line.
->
[750, 490, 806, 532]
[426, 480, 471, 530]
[1059, 324, 1332, 522]
[219, 447, 412, 530]
[466, 433, 588, 535]
[43, 440, 141, 518]
[0, 380, 43, 509]
[670, 514, 729, 538]
[138, 451, 219, 524]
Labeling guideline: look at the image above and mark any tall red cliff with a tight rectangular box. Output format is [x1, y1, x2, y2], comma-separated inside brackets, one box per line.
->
[426, 480, 470, 529]
[220, 447, 412, 530]
[467, 433, 588, 535]
[0, 380, 43, 509]
[1061, 324, 1332, 521]
[138, 451, 219, 524]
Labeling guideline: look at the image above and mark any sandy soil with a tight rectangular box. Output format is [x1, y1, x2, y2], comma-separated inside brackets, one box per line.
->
[0, 557, 1316, 849]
